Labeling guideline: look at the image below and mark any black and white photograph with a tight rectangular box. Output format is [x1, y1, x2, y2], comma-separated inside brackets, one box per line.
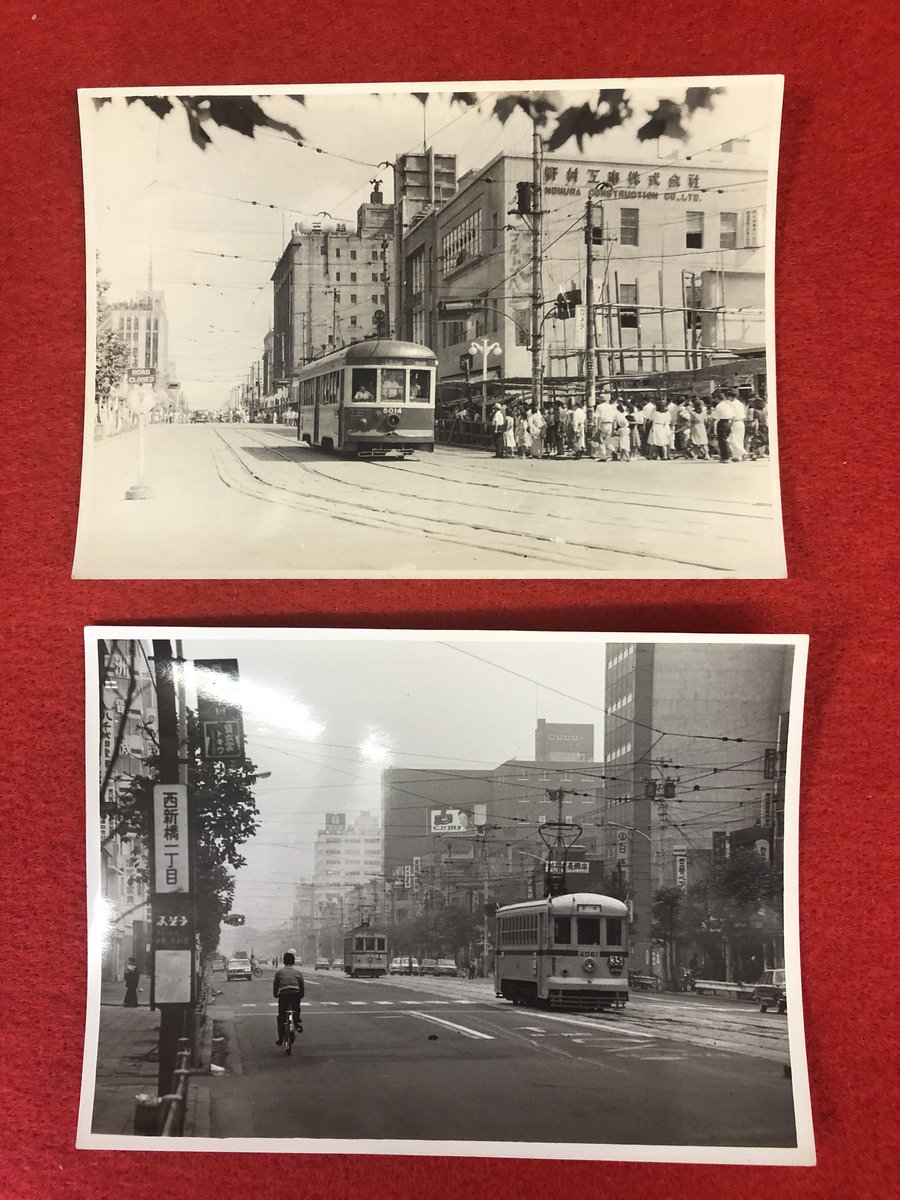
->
[73, 77, 785, 579]
[79, 628, 813, 1161]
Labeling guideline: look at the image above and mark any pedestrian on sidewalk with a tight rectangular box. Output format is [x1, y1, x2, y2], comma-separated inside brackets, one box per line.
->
[123, 957, 140, 1007]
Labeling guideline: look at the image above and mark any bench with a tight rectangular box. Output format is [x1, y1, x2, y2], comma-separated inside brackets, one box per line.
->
[693, 979, 756, 1000]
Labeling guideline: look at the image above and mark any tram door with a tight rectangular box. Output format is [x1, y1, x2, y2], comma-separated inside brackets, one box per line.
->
[313, 376, 321, 443]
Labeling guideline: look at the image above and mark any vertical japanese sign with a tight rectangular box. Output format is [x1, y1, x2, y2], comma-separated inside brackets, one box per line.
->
[195, 658, 244, 760]
[152, 782, 193, 1003]
[153, 784, 188, 892]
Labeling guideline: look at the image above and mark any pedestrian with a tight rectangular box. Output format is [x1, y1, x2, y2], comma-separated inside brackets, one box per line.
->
[514, 407, 532, 458]
[639, 396, 656, 457]
[594, 392, 618, 462]
[123, 957, 140, 1007]
[712, 390, 736, 461]
[727, 390, 747, 461]
[527, 405, 546, 458]
[689, 399, 710, 460]
[647, 399, 672, 460]
[491, 403, 506, 458]
[273, 949, 305, 1046]
[613, 402, 631, 461]
[543, 403, 558, 456]
[503, 405, 516, 457]
[571, 399, 587, 457]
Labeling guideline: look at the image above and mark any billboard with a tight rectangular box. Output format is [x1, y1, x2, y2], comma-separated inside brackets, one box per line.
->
[195, 658, 244, 761]
[429, 804, 486, 834]
[325, 812, 346, 833]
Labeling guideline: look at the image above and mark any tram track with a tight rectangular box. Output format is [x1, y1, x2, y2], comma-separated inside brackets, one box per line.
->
[211, 427, 748, 573]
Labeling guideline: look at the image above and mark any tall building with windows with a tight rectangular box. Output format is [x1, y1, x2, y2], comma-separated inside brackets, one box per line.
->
[312, 810, 383, 929]
[271, 186, 393, 383]
[396, 145, 768, 406]
[602, 641, 794, 975]
[109, 290, 169, 392]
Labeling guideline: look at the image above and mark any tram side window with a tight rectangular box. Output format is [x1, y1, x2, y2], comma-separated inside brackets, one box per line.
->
[375, 937, 386, 951]
[354, 937, 366, 951]
[352, 369, 377, 402]
[410, 369, 430, 402]
[576, 917, 602, 946]
[553, 917, 572, 945]
[606, 917, 624, 947]
[381, 368, 406, 404]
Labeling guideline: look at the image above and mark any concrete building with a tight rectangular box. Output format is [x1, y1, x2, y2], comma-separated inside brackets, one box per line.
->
[271, 185, 393, 382]
[312, 810, 383, 931]
[396, 145, 768, 407]
[99, 641, 157, 982]
[601, 641, 794, 977]
[110, 290, 170, 392]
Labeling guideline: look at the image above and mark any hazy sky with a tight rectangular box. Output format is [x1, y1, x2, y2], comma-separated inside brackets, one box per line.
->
[84, 78, 779, 411]
[173, 632, 617, 929]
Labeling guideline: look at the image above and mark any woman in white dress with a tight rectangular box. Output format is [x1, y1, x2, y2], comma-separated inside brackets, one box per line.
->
[647, 400, 672, 460]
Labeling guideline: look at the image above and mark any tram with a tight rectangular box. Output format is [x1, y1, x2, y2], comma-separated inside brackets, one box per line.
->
[342, 924, 389, 978]
[494, 892, 629, 1011]
[293, 339, 437, 456]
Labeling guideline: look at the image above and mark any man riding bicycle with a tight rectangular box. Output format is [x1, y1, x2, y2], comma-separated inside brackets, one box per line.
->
[274, 950, 305, 1045]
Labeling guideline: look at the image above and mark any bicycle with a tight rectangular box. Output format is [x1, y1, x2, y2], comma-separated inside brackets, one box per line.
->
[283, 1005, 302, 1055]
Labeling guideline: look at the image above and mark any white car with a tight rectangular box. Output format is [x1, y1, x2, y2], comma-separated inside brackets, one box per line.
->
[226, 958, 252, 982]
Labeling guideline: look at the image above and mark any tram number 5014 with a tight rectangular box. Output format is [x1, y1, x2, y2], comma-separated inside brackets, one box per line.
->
[380, 408, 402, 416]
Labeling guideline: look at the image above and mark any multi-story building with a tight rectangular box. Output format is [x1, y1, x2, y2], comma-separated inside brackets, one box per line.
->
[396, 145, 768, 406]
[99, 640, 157, 981]
[271, 185, 393, 382]
[602, 641, 795, 977]
[110, 290, 169, 392]
[312, 810, 383, 931]
[381, 719, 608, 918]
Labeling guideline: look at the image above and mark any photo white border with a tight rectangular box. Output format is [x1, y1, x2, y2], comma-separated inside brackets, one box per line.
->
[78, 627, 813, 1162]
[74, 75, 786, 580]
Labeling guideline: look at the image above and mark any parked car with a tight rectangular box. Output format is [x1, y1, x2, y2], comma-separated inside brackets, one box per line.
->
[432, 959, 459, 977]
[753, 968, 787, 1013]
[226, 957, 252, 982]
[314, 957, 332, 971]
[419, 958, 438, 975]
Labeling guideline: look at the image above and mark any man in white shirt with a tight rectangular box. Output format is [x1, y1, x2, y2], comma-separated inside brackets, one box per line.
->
[571, 401, 587, 457]
[712, 392, 735, 461]
[594, 394, 618, 462]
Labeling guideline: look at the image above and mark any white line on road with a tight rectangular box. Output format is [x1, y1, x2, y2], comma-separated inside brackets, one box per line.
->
[408, 1011, 495, 1040]
[348, 1001, 368, 1006]
[373, 1001, 394, 1006]
[525, 1011, 658, 1039]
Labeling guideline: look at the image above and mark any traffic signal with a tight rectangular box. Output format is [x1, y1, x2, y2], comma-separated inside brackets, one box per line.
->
[554, 288, 582, 320]
[516, 181, 534, 215]
[588, 224, 604, 246]
[223, 913, 245, 926]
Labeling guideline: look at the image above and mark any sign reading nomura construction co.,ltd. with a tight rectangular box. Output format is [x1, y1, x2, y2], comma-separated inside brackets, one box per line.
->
[195, 657, 244, 760]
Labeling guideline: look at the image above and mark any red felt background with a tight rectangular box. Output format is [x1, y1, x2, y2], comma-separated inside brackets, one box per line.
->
[1, 0, 898, 1195]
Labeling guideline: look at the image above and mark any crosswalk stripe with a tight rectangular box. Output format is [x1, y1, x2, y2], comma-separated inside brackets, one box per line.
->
[373, 1001, 394, 1006]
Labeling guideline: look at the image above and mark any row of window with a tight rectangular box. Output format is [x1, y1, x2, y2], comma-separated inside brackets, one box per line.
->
[497, 915, 625, 948]
[351, 936, 387, 951]
[330, 293, 385, 306]
[333, 272, 383, 284]
[441, 210, 483, 277]
[608, 691, 634, 714]
[607, 645, 636, 667]
[606, 741, 633, 763]
[320, 246, 381, 262]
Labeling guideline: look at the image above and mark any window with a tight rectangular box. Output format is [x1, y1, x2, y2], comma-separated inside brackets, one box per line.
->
[492, 211, 500, 248]
[720, 212, 738, 250]
[410, 369, 430, 402]
[620, 208, 639, 246]
[335, 272, 341, 281]
[351, 368, 377, 402]
[605, 917, 624, 947]
[350, 316, 358, 327]
[553, 917, 571, 944]
[350, 249, 357, 260]
[335, 248, 341, 258]
[576, 917, 601, 946]
[372, 273, 380, 282]
[440, 209, 483, 275]
[371, 294, 379, 304]
[381, 368, 405, 403]
[349, 294, 357, 304]
[686, 211, 704, 249]
[619, 282, 639, 329]
[372, 249, 379, 260]
[350, 272, 357, 282]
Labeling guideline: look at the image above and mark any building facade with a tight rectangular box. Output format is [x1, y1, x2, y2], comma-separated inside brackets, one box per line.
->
[602, 641, 794, 978]
[312, 810, 383, 932]
[110, 290, 170, 392]
[271, 186, 393, 383]
[396, 147, 767, 406]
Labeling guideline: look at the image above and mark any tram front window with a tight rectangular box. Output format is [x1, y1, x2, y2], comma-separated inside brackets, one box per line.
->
[553, 917, 572, 945]
[606, 917, 624, 946]
[381, 368, 406, 403]
[352, 369, 377, 402]
[576, 917, 602, 946]
[410, 369, 430, 402]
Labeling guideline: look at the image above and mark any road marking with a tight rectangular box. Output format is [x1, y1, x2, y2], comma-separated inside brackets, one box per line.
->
[373, 1001, 394, 1006]
[408, 1011, 495, 1040]
[241, 1003, 256, 1008]
[348, 1001, 368, 1006]
[317, 1001, 339, 1006]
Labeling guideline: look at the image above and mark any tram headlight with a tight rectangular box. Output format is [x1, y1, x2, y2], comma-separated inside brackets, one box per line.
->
[582, 957, 597, 974]
[386, 413, 401, 428]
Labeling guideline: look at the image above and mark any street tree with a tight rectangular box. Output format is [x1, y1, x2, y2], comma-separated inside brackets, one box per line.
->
[651, 886, 684, 984]
[95, 263, 130, 424]
[680, 852, 781, 981]
[94, 87, 725, 155]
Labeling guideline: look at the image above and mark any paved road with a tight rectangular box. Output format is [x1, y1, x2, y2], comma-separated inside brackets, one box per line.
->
[205, 969, 797, 1147]
[74, 424, 785, 577]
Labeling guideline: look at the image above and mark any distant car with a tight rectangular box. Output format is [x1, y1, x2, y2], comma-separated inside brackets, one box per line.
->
[389, 956, 415, 975]
[191, 409, 210, 423]
[432, 959, 459, 977]
[314, 957, 331, 971]
[419, 959, 438, 975]
[753, 968, 787, 1013]
[226, 957, 252, 982]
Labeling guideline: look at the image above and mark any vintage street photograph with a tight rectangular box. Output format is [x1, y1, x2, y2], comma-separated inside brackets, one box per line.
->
[79, 629, 813, 1161]
[73, 77, 785, 578]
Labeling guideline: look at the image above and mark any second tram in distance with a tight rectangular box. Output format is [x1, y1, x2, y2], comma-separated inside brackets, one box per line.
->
[293, 339, 437, 457]
[342, 924, 389, 978]
[494, 892, 629, 1011]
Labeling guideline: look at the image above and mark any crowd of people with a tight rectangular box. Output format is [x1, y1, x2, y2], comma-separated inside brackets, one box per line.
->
[486, 388, 768, 463]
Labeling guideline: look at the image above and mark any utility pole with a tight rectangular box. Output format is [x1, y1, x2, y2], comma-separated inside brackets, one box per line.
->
[381, 238, 392, 338]
[584, 196, 596, 415]
[539, 789, 583, 898]
[530, 121, 543, 413]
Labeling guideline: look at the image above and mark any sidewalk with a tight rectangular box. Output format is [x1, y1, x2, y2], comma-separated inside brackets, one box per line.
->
[90, 981, 210, 1137]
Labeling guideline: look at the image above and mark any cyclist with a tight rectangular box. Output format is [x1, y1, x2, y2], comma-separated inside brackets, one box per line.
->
[274, 949, 305, 1045]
